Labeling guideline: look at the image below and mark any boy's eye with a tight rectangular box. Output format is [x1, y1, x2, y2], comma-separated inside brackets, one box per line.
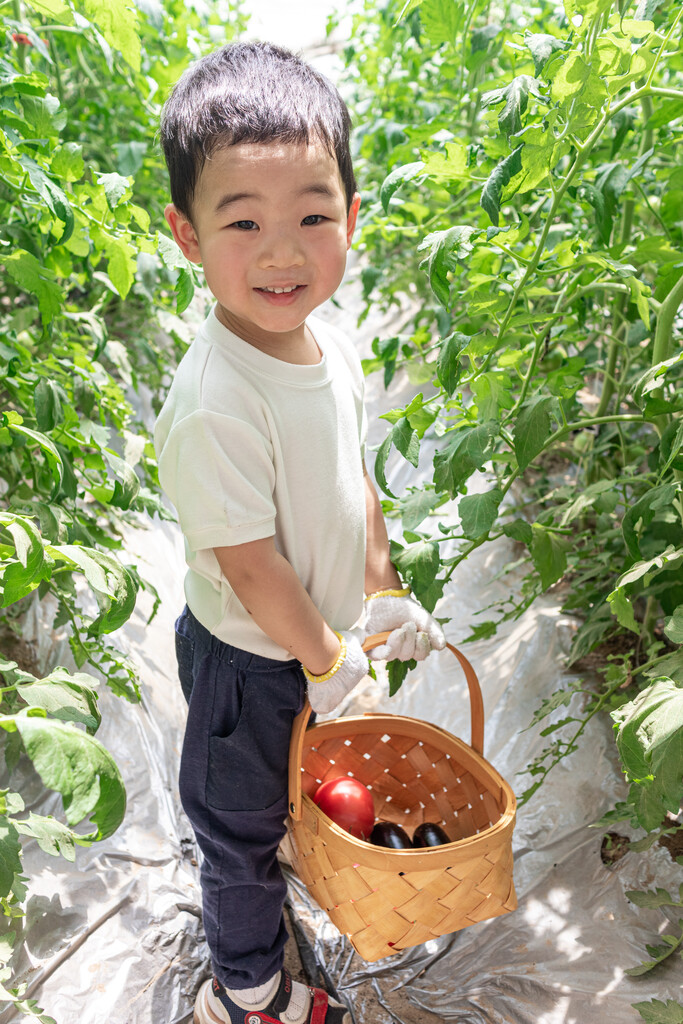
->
[231, 220, 257, 231]
[302, 214, 325, 226]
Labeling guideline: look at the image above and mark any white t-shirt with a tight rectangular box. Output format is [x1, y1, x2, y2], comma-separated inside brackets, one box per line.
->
[154, 308, 367, 660]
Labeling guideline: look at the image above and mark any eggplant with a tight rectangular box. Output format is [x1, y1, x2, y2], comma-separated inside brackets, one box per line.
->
[412, 822, 451, 848]
[370, 821, 413, 849]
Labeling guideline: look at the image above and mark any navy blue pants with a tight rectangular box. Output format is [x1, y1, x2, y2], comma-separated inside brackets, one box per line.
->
[174, 606, 307, 990]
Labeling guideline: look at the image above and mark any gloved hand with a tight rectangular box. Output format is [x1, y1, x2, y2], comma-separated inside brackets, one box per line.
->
[363, 587, 446, 662]
[302, 631, 369, 714]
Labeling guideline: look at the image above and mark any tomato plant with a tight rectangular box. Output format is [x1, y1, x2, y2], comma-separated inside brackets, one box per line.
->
[333, 1, 683, 1014]
[0, 0, 246, 1016]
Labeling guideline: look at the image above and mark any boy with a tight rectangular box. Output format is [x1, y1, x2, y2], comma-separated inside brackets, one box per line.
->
[155, 42, 445, 1024]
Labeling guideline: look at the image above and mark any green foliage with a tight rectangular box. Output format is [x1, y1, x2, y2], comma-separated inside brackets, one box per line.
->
[340, 0, 683, 801]
[612, 677, 683, 830]
[625, 885, 683, 978]
[338, 0, 682, 1009]
[0, 0, 247, 1016]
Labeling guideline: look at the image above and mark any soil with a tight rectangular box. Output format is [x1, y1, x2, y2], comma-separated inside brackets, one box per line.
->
[600, 831, 631, 867]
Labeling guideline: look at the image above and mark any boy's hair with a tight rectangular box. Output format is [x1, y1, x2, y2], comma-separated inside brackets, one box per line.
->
[160, 41, 358, 220]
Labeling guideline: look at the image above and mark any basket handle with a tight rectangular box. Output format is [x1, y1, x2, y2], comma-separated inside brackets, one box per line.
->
[288, 632, 485, 820]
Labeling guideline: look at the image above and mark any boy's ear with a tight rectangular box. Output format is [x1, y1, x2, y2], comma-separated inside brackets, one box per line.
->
[346, 193, 361, 249]
[165, 204, 202, 264]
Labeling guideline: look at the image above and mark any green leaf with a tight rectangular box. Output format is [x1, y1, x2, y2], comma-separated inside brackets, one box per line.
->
[374, 434, 398, 499]
[660, 420, 683, 475]
[562, 0, 613, 33]
[436, 332, 468, 395]
[17, 669, 101, 733]
[419, 0, 464, 47]
[82, 0, 141, 70]
[0, 513, 48, 607]
[391, 539, 440, 596]
[664, 607, 683, 644]
[4, 251, 65, 326]
[104, 450, 141, 510]
[18, 155, 74, 243]
[387, 658, 414, 696]
[633, 998, 683, 1024]
[607, 588, 639, 633]
[622, 484, 678, 558]
[628, 275, 652, 329]
[612, 677, 683, 831]
[513, 396, 553, 470]
[433, 422, 499, 496]
[392, 417, 421, 467]
[27, 0, 71, 16]
[550, 51, 589, 101]
[421, 141, 469, 184]
[530, 524, 567, 589]
[503, 518, 533, 546]
[103, 233, 137, 299]
[380, 161, 425, 213]
[49, 545, 137, 634]
[34, 378, 67, 432]
[0, 713, 126, 841]
[481, 76, 543, 138]
[480, 145, 524, 226]
[96, 172, 131, 210]
[175, 268, 195, 315]
[626, 887, 676, 910]
[418, 226, 476, 306]
[558, 480, 614, 526]
[51, 142, 85, 182]
[524, 31, 568, 76]
[399, 488, 441, 530]
[459, 488, 503, 540]
[0, 818, 22, 898]
[633, 351, 683, 405]
[614, 546, 683, 590]
[6, 422, 64, 494]
[14, 812, 82, 860]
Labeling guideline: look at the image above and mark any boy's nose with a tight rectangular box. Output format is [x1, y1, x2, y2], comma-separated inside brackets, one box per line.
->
[258, 230, 305, 269]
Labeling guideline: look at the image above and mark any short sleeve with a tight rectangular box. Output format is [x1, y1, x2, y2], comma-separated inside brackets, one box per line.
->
[157, 409, 276, 551]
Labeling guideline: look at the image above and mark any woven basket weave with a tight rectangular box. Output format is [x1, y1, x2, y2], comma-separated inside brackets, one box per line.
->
[286, 633, 517, 962]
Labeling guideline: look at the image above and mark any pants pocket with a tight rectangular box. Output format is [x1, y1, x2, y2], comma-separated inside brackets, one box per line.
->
[207, 668, 303, 812]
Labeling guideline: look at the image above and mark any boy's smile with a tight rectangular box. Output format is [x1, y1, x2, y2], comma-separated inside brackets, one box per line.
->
[166, 141, 360, 361]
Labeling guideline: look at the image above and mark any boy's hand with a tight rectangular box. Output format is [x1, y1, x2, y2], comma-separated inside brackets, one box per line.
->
[363, 588, 446, 662]
[302, 632, 369, 714]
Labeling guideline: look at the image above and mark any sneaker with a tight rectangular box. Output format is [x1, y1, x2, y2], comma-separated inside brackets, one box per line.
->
[193, 968, 352, 1024]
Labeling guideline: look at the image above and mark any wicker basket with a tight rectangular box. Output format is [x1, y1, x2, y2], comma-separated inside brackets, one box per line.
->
[286, 633, 517, 962]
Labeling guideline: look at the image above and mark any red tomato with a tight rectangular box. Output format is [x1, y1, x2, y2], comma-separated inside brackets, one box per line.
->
[313, 777, 375, 840]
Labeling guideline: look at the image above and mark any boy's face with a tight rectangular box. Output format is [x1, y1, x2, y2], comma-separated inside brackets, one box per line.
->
[165, 141, 360, 352]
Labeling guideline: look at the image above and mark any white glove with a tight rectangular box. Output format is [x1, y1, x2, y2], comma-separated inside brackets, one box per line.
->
[302, 631, 369, 714]
[364, 587, 446, 662]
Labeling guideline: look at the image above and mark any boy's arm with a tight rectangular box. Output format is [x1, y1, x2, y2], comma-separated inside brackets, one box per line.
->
[213, 537, 341, 674]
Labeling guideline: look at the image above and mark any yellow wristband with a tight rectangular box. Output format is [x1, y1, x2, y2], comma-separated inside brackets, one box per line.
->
[302, 631, 346, 684]
[365, 587, 411, 601]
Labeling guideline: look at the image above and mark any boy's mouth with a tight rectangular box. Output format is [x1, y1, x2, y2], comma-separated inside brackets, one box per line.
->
[257, 285, 303, 294]
[255, 284, 306, 305]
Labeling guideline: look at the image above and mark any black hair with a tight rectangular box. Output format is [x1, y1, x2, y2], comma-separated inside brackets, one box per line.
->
[160, 41, 357, 219]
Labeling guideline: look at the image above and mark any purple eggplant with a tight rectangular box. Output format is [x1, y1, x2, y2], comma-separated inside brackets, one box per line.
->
[370, 821, 413, 849]
[412, 822, 451, 848]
